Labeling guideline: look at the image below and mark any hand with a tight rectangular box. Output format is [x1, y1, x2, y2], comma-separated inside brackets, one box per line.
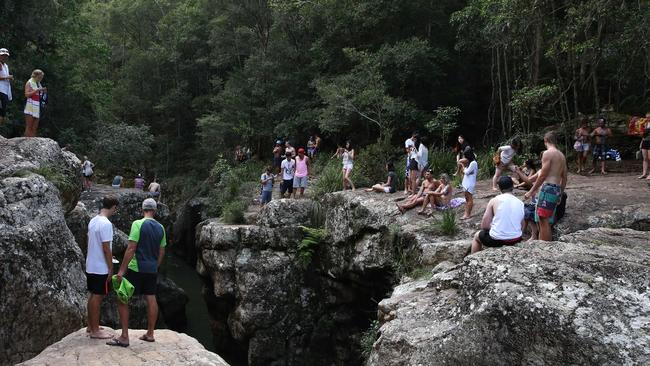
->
[524, 191, 532, 200]
[115, 272, 124, 284]
[40, 87, 47, 91]
[7, 75, 13, 80]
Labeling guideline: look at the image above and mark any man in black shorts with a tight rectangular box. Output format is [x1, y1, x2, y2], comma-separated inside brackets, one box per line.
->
[109, 198, 167, 347]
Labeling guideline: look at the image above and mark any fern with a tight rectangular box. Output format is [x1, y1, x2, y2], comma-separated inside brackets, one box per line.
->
[297, 226, 327, 268]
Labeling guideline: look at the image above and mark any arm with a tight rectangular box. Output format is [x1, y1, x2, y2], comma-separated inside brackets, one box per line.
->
[526, 152, 550, 199]
[384, 175, 392, 187]
[24, 83, 41, 98]
[158, 247, 165, 269]
[102, 241, 113, 276]
[117, 241, 137, 278]
[480, 199, 494, 230]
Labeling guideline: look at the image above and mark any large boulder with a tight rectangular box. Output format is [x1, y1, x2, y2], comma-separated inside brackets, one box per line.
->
[171, 196, 209, 264]
[0, 138, 86, 365]
[17, 328, 230, 366]
[368, 231, 650, 366]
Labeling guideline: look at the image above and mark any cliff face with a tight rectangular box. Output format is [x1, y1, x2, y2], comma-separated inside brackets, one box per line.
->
[0, 137, 86, 365]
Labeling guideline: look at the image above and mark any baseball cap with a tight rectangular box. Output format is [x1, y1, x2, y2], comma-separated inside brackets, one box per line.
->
[0, 48, 9, 56]
[298, 148, 305, 153]
[142, 198, 157, 210]
[276, 140, 282, 144]
[497, 176, 514, 191]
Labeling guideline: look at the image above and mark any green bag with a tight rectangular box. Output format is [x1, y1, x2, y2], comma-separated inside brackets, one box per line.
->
[112, 275, 135, 304]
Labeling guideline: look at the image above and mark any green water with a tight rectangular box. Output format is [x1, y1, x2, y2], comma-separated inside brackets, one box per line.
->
[162, 253, 215, 352]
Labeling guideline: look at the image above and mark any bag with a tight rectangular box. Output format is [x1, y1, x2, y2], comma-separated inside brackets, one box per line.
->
[492, 152, 501, 166]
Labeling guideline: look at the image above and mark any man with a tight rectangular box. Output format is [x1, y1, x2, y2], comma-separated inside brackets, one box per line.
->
[524, 131, 567, 241]
[470, 176, 524, 254]
[293, 148, 310, 198]
[396, 170, 439, 214]
[284, 141, 296, 159]
[147, 178, 161, 201]
[108, 199, 167, 347]
[0, 48, 13, 124]
[589, 117, 612, 175]
[86, 196, 119, 340]
[404, 132, 418, 194]
[280, 152, 295, 198]
[134, 174, 145, 190]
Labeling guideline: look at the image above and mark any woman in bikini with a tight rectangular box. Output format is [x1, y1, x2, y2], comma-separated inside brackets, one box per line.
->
[419, 174, 453, 214]
[638, 112, 650, 179]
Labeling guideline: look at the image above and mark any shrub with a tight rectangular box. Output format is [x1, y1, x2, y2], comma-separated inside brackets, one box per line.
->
[297, 226, 327, 268]
[312, 159, 343, 197]
[221, 199, 247, 224]
[427, 148, 456, 177]
[351, 137, 402, 188]
[475, 150, 495, 180]
[432, 210, 459, 236]
[360, 320, 380, 359]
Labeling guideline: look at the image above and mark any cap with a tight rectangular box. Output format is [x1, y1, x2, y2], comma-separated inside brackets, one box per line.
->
[497, 176, 514, 191]
[142, 198, 157, 210]
[298, 148, 305, 153]
[276, 140, 282, 145]
[0, 48, 9, 56]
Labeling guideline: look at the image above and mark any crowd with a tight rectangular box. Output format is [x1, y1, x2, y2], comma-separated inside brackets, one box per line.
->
[0, 48, 48, 137]
[81, 156, 162, 200]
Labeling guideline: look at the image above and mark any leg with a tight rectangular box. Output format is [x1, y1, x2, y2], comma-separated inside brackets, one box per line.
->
[470, 231, 483, 254]
[600, 160, 606, 174]
[345, 169, 355, 190]
[462, 191, 473, 219]
[528, 222, 539, 241]
[144, 295, 158, 340]
[639, 149, 649, 178]
[24, 115, 32, 137]
[491, 166, 502, 190]
[116, 301, 130, 344]
[299, 187, 305, 198]
[87, 294, 112, 338]
[32, 118, 40, 136]
[342, 169, 347, 190]
[538, 217, 552, 241]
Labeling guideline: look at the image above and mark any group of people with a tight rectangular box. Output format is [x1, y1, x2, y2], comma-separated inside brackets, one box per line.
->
[85, 196, 167, 347]
[573, 117, 614, 175]
[81, 156, 162, 200]
[0, 47, 48, 137]
[262, 141, 312, 204]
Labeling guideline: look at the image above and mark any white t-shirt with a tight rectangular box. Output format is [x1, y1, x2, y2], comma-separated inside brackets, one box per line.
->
[499, 146, 516, 165]
[281, 159, 295, 180]
[405, 138, 415, 161]
[0, 63, 11, 100]
[462, 160, 478, 194]
[489, 193, 524, 240]
[86, 215, 113, 274]
[417, 144, 429, 170]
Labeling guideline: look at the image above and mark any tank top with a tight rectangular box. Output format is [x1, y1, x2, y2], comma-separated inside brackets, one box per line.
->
[489, 193, 524, 240]
[342, 150, 352, 165]
[295, 156, 308, 177]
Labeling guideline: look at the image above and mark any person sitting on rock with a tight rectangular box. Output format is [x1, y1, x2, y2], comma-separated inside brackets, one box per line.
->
[470, 176, 524, 254]
[366, 162, 397, 194]
[419, 173, 453, 214]
[86, 196, 119, 340]
[514, 159, 537, 190]
[396, 170, 439, 214]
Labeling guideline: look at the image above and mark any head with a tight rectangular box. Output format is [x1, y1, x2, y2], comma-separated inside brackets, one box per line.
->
[580, 118, 588, 128]
[419, 136, 427, 147]
[525, 159, 536, 170]
[345, 140, 352, 149]
[386, 162, 395, 172]
[285, 152, 292, 159]
[83, 156, 88, 160]
[297, 148, 305, 157]
[411, 131, 419, 140]
[497, 176, 514, 193]
[142, 198, 157, 216]
[543, 131, 558, 147]
[285, 141, 292, 147]
[31, 69, 44, 82]
[596, 117, 606, 127]
[463, 149, 476, 162]
[646, 112, 650, 119]
[275, 140, 282, 146]
[511, 138, 522, 151]
[439, 173, 450, 185]
[424, 170, 433, 180]
[0, 48, 9, 63]
[265, 166, 272, 174]
[102, 196, 119, 216]
[458, 135, 465, 144]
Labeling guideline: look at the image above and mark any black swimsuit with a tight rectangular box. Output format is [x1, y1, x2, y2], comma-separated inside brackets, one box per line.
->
[642, 127, 650, 150]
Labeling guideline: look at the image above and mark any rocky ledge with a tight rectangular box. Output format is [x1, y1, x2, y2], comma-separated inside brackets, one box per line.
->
[368, 228, 650, 365]
[17, 328, 230, 366]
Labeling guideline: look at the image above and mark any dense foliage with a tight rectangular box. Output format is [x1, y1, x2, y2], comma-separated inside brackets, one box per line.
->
[1, 0, 648, 185]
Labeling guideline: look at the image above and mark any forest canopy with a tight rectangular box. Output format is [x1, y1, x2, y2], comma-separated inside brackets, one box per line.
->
[1, 0, 648, 177]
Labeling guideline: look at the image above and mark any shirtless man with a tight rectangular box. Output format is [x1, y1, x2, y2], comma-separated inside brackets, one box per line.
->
[148, 178, 161, 201]
[396, 170, 439, 214]
[589, 117, 612, 175]
[524, 131, 567, 241]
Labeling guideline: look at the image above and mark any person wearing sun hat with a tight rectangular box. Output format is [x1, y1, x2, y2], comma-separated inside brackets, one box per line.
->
[0, 48, 13, 124]
[108, 198, 167, 347]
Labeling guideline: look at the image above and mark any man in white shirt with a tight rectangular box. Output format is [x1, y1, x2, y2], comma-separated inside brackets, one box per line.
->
[280, 152, 295, 198]
[86, 196, 119, 339]
[0, 48, 13, 124]
[470, 176, 524, 254]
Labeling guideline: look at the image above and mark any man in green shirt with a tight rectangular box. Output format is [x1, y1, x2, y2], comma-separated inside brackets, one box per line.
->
[107, 198, 166, 347]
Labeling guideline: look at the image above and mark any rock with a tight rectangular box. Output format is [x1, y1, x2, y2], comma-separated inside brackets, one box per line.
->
[368, 234, 650, 366]
[0, 138, 86, 365]
[559, 227, 650, 249]
[171, 196, 209, 264]
[256, 198, 313, 228]
[17, 328, 230, 366]
[418, 237, 469, 268]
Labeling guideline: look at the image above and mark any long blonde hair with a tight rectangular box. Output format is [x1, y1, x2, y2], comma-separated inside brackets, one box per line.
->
[30, 69, 44, 80]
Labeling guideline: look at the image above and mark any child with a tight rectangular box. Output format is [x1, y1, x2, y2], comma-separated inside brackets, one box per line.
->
[260, 167, 274, 205]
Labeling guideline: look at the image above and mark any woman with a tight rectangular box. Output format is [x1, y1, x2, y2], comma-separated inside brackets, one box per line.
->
[514, 159, 537, 189]
[491, 138, 522, 190]
[453, 135, 471, 177]
[420, 174, 453, 214]
[82, 156, 95, 191]
[366, 162, 397, 193]
[460, 150, 478, 219]
[574, 119, 591, 174]
[340, 141, 355, 190]
[638, 112, 650, 179]
[307, 135, 316, 158]
[23, 69, 46, 137]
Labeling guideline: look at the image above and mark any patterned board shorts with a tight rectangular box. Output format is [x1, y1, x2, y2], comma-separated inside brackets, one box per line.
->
[592, 144, 607, 161]
[535, 183, 561, 223]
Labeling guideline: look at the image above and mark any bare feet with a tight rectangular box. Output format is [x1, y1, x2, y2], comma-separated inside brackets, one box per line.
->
[588, 169, 595, 174]
[491, 187, 498, 191]
[460, 215, 471, 220]
[365, 188, 373, 192]
[89, 330, 113, 339]
[86, 327, 104, 333]
[396, 203, 405, 214]
[601, 171, 607, 175]
[139, 334, 155, 342]
[417, 209, 426, 215]
[576, 168, 581, 174]
[638, 175, 648, 179]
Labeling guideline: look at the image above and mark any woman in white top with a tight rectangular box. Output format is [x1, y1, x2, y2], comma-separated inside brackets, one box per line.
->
[337, 140, 355, 191]
[82, 156, 95, 191]
[461, 149, 478, 220]
[23, 69, 46, 137]
[491, 138, 522, 190]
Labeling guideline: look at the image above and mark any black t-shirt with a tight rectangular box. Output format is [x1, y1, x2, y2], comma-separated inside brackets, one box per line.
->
[387, 171, 397, 191]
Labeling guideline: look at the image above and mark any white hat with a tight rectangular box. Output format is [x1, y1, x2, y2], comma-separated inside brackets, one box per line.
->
[0, 48, 9, 56]
[142, 198, 157, 210]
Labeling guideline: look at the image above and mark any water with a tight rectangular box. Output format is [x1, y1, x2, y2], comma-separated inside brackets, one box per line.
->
[162, 253, 215, 352]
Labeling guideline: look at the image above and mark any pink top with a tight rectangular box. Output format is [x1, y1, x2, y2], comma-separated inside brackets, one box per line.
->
[295, 156, 308, 177]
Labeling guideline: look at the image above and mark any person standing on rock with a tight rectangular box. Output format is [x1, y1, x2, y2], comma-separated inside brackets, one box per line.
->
[404, 132, 418, 195]
[470, 176, 524, 254]
[280, 151, 295, 198]
[589, 117, 612, 175]
[23, 69, 46, 137]
[0, 48, 13, 125]
[86, 196, 119, 340]
[293, 148, 310, 198]
[273, 140, 283, 175]
[82, 157, 95, 191]
[134, 173, 145, 190]
[260, 166, 274, 205]
[109, 198, 167, 347]
[638, 112, 650, 179]
[148, 177, 161, 201]
[524, 131, 567, 241]
[491, 138, 522, 191]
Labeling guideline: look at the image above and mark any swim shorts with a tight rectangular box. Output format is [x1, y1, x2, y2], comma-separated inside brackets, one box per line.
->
[592, 144, 607, 161]
[535, 183, 562, 222]
[124, 269, 157, 296]
[86, 273, 109, 295]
